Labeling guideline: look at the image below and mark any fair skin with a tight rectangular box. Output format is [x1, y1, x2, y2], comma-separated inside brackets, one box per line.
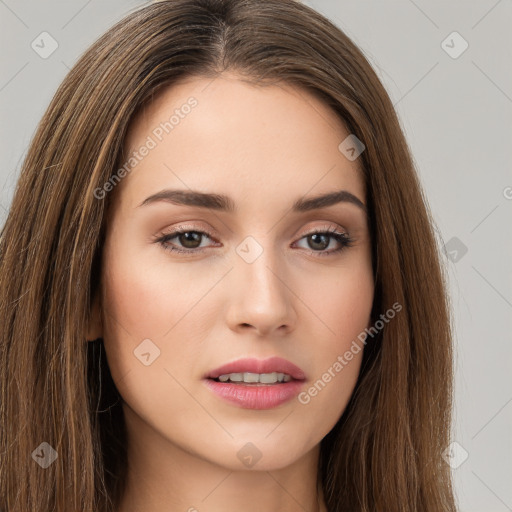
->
[88, 73, 374, 512]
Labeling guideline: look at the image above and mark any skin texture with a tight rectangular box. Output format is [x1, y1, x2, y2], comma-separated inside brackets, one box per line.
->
[88, 73, 374, 512]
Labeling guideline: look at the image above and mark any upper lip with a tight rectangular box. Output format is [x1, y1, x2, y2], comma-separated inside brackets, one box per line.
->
[205, 357, 306, 380]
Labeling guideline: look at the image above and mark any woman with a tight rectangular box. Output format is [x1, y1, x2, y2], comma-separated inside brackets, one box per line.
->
[0, 0, 457, 511]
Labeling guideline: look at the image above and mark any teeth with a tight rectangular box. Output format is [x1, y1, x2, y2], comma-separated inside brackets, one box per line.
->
[244, 372, 260, 383]
[216, 372, 293, 383]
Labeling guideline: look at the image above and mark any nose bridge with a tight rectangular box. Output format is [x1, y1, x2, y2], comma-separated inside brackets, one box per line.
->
[226, 233, 296, 333]
[237, 233, 287, 300]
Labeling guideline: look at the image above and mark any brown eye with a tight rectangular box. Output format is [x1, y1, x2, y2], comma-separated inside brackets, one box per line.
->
[307, 233, 330, 251]
[294, 227, 354, 257]
[156, 226, 218, 254]
[175, 231, 203, 249]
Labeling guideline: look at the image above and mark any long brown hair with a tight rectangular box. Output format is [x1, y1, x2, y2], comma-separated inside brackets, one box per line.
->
[0, 1, 457, 510]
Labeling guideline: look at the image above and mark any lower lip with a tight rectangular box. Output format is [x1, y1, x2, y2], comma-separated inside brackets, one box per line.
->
[203, 378, 305, 409]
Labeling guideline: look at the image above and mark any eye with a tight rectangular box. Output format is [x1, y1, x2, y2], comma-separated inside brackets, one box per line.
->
[154, 224, 354, 256]
[293, 226, 354, 257]
[155, 224, 219, 254]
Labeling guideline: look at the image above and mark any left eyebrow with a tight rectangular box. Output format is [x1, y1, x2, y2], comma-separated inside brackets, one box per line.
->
[292, 190, 366, 214]
[137, 188, 367, 215]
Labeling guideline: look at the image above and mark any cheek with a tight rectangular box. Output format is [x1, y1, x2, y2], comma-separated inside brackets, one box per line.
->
[291, 263, 373, 434]
[102, 246, 209, 340]
[99, 254, 208, 421]
[100, 241, 221, 388]
[307, 261, 374, 344]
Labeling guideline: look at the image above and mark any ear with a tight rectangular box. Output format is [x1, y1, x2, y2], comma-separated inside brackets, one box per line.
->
[86, 289, 103, 341]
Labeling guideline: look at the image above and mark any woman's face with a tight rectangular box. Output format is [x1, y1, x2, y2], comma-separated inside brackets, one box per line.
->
[95, 73, 374, 471]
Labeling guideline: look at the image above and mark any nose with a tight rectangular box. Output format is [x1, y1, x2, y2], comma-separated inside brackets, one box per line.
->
[224, 243, 298, 337]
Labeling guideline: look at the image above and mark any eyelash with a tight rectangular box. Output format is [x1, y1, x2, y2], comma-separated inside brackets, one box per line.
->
[154, 224, 354, 258]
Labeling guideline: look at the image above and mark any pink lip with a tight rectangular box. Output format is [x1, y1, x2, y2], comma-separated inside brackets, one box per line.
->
[205, 356, 306, 380]
[203, 357, 306, 410]
[203, 379, 304, 409]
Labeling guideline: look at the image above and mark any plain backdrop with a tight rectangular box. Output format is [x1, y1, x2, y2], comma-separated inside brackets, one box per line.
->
[1, 1, 511, 510]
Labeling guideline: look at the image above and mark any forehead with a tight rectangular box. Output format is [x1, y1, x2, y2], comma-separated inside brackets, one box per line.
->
[116, 74, 365, 212]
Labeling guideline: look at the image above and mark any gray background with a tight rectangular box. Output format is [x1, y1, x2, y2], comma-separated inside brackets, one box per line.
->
[1, 1, 511, 510]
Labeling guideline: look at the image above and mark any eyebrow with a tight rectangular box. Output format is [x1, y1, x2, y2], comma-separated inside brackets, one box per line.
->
[138, 188, 367, 214]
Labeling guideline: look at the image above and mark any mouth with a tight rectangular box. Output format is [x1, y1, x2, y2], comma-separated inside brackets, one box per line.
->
[205, 356, 306, 382]
[203, 357, 306, 409]
[208, 371, 297, 385]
